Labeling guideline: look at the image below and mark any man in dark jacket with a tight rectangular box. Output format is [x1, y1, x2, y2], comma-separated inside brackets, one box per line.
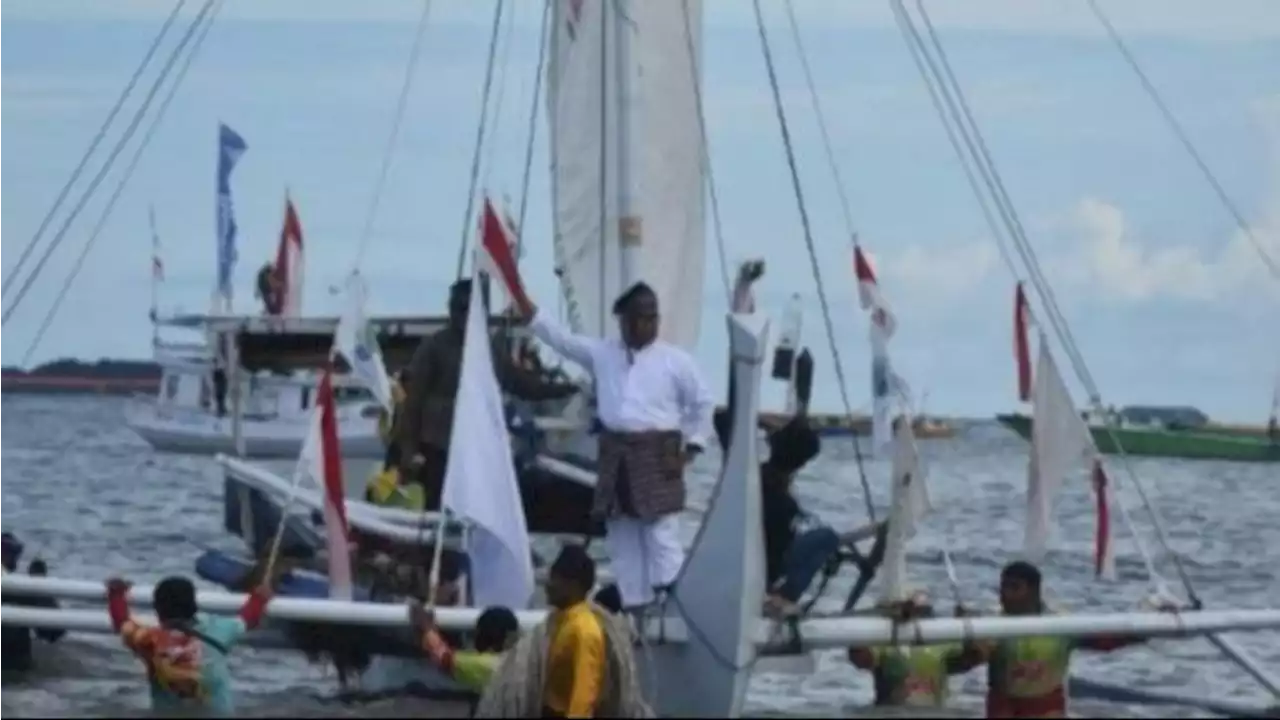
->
[2, 534, 66, 672]
[398, 279, 578, 510]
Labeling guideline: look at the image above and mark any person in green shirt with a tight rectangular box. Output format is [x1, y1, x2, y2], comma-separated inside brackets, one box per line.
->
[408, 599, 520, 693]
[846, 591, 977, 708]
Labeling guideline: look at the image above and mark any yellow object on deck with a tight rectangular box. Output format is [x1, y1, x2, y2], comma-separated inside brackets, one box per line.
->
[366, 467, 424, 511]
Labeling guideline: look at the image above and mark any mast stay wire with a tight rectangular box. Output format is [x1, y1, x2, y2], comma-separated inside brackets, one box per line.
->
[452, 0, 508, 280]
[2, 0, 218, 327]
[749, 0, 877, 523]
[902, 0, 1206, 607]
[783, 0, 968, 596]
[20, 1, 225, 368]
[480, 0, 520, 196]
[908, 2, 1280, 698]
[10, 0, 221, 568]
[350, 0, 436, 272]
[514, 0, 552, 256]
[889, 0, 1165, 592]
[679, 0, 732, 303]
[1, 0, 190, 303]
[1084, 0, 1279, 283]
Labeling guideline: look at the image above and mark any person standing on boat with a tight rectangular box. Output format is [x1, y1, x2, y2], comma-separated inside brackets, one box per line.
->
[513, 281, 716, 613]
[964, 560, 1176, 718]
[1, 534, 66, 673]
[398, 278, 579, 509]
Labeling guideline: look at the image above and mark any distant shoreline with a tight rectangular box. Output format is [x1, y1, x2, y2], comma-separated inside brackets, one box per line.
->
[1, 358, 161, 396]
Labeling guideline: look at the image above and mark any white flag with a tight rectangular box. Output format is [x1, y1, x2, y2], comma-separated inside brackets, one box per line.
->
[441, 265, 535, 610]
[878, 418, 932, 604]
[1024, 335, 1094, 562]
[334, 272, 394, 413]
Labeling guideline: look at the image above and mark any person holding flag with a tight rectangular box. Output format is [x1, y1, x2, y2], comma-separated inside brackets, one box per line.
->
[397, 215, 579, 511]
[480, 196, 716, 615]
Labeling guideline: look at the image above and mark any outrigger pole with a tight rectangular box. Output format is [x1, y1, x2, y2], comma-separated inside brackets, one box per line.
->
[6, 574, 1280, 650]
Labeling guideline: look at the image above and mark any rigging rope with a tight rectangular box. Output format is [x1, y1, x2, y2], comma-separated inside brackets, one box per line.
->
[750, 0, 876, 523]
[351, 0, 436, 270]
[890, 0, 1172, 591]
[480, 0, 520, 194]
[2, 0, 217, 328]
[901, 0, 1204, 606]
[1084, 0, 1279, 283]
[452, 0, 508, 280]
[20, 0, 225, 367]
[679, 0, 732, 303]
[1, 0, 189, 304]
[514, 0, 552, 255]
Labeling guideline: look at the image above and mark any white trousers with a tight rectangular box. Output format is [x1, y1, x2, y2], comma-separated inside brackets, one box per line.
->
[604, 514, 685, 609]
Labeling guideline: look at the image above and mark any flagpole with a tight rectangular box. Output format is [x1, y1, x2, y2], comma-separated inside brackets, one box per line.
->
[149, 204, 160, 353]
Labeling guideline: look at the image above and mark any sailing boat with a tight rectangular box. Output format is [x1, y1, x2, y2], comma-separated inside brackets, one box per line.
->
[125, 191, 387, 460]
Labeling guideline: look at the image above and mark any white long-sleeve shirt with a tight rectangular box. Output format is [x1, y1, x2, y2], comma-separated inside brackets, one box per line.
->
[529, 309, 715, 449]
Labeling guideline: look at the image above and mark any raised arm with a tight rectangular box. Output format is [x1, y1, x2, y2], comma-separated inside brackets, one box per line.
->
[675, 353, 715, 452]
[527, 307, 597, 371]
[106, 579, 153, 656]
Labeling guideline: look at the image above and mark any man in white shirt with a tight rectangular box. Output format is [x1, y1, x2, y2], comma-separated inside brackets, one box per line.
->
[516, 281, 715, 611]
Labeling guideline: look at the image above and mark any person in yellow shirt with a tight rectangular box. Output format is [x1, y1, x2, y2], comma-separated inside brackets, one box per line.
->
[542, 545, 606, 718]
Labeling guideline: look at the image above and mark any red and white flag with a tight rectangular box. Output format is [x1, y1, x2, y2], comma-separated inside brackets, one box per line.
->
[477, 197, 531, 313]
[854, 246, 897, 338]
[1091, 458, 1116, 580]
[854, 246, 904, 451]
[274, 198, 305, 317]
[298, 367, 351, 599]
[1014, 283, 1033, 402]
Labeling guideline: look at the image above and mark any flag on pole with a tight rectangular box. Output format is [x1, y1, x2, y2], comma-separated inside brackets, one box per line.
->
[149, 206, 164, 282]
[439, 238, 536, 610]
[854, 246, 904, 451]
[1024, 335, 1094, 563]
[1015, 283, 1033, 402]
[877, 418, 932, 604]
[289, 366, 352, 598]
[478, 197, 531, 311]
[215, 124, 247, 308]
[1091, 458, 1116, 580]
[334, 272, 394, 413]
[274, 197, 305, 317]
[302, 367, 352, 600]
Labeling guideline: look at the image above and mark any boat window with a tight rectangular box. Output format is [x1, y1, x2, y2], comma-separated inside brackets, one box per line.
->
[164, 373, 180, 401]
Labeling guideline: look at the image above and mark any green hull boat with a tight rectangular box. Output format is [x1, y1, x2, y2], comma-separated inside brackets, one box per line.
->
[996, 413, 1280, 463]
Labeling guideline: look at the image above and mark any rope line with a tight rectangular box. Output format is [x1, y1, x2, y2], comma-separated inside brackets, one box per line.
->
[514, 0, 552, 255]
[21, 0, 225, 367]
[750, 0, 876, 523]
[679, 0, 731, 303]
[903, 0, 1202, 604]
[2, 0, 217, 327]
[1, 0, 189, 303]
[1084, 0, 1279, 283]
[453, 0, 508, 280]
[351, 0, 436, 270]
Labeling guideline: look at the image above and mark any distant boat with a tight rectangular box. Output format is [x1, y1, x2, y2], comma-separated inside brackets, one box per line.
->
[996, 408, 1280, 464]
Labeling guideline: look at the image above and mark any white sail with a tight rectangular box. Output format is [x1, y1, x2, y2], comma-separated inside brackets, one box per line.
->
[546, 0, 706, 350]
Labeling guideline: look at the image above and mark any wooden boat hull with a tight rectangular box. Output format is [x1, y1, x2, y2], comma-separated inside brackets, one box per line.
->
[996, 413, 1280, 463]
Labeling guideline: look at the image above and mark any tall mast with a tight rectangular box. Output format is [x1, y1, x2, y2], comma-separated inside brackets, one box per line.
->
[614, 0, 642, 291]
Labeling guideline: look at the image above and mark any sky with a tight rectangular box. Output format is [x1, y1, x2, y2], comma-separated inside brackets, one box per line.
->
[3, 0, 1279, 420]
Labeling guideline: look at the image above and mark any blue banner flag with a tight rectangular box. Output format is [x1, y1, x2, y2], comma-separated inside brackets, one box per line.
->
[216, 123, 248, 303]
